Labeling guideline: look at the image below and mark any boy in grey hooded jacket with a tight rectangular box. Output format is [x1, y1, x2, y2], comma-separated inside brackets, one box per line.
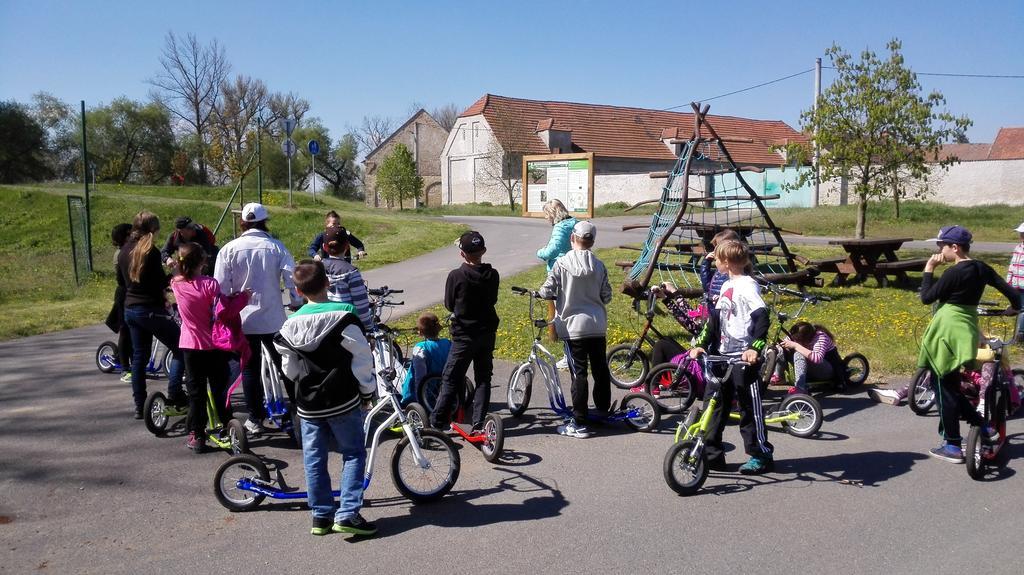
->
[537, 220, 612, 436]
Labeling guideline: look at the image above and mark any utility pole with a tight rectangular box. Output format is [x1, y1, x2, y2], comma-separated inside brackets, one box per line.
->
[413, 121, 420, 209]
[256, 118, 263, 204]
[812, 57, 822, 208]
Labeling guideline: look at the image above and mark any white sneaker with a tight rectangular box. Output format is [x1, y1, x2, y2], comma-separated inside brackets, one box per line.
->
[555, 357, 569, 370]
[868, 388, 902, 406]
[243, 418, 267, 436]
[557, 420, 591, 438]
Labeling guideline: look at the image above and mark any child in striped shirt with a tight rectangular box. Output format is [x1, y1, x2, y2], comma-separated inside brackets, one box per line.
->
[781, 322, 847, 394]
[321, 226, 372, 330]
[1006, 223, 1024, 342]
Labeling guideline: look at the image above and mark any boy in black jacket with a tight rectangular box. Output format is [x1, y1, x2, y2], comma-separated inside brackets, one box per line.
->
[275, 260, 377, 537]
[430, 231, 500, 433]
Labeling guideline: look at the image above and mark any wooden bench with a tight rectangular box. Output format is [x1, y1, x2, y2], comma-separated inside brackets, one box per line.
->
[873, 258, 929, 287]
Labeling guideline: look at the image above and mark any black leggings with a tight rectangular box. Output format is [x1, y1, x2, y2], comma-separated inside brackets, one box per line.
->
[652, 337, 685, 366]
[183, 350, 231, 435]
[936, 369, 983, 444]
[117, 326, 133, 370]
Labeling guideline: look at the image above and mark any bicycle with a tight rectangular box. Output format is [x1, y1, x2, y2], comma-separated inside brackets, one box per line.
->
[506, 286, 660, 433]
[966, 306, 1024, 479]
[143, 387, 248, 454]
[95, 338, 171, 379]
[212, 362, 460, 510]
[757, 282, 869, 392]
[605, 285, 705, 389]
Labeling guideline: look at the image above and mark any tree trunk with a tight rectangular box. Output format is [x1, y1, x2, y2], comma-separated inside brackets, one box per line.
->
[893, 178, 901, 219]
[856, 192, 867, 239]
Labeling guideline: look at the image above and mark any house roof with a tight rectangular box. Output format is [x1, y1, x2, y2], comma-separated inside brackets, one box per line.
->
[935, 143, 992, 162]
[459, 94, 805, 165]
[989, 127, 1024, 160]
[364, 109, 445, 163]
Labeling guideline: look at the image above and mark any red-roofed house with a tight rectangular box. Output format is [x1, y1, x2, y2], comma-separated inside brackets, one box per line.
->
[440, 94, 807, 207]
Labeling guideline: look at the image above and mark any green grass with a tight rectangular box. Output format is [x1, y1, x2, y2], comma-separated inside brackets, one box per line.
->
[0, 183, 465, 340]
[390, 246, 1019, 380]
[411, 202, 522, 217]
[769, 200, 1021, 242]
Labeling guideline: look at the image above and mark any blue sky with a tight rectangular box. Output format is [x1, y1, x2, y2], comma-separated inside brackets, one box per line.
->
[1, 0, 1021, 143]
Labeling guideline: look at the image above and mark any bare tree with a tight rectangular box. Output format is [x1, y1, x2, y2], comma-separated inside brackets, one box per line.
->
[148, 32, 230, 184]
[209, 75, 270, 181]
[430, 103, 460, 131]
[264, 92, 310, 138]
[353, 115, 396, 157]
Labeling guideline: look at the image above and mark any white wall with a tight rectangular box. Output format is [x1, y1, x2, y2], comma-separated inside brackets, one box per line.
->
[821, 159, 1024, 206]
[441, 115, 510, 205]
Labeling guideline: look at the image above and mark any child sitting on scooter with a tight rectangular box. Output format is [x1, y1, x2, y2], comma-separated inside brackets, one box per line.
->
[781, 322, 847, 395]
[170, 242, 232, 453]
[537, 221, 613, 438]
[274, 260, 377, 537]
[400, 312, 452, 405]
[689, 239, 775, 475]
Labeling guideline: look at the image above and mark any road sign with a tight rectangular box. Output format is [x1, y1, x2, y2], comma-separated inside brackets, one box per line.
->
[281, 118, 297, 137]
[308, 139, 320, 155]
[282, 139, 296, 158]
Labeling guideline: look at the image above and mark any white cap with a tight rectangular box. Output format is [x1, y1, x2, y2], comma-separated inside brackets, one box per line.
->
[572, 220, 597, 240]
[1014, 222, 1024, 233]
[240, 202, 269, 223]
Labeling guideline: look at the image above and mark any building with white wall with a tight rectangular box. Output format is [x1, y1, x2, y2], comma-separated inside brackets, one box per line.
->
[439, 94, 806, 208]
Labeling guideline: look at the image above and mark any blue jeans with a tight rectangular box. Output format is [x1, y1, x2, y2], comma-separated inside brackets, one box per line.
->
[1016, 290, 1024, 336]
[125, 306, 184, 409]
[300, 409, 367, 522]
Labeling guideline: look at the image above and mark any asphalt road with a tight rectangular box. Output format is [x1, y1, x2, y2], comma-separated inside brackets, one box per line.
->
[2, 322, 1023, 574]
[3, 215, 1022, 574]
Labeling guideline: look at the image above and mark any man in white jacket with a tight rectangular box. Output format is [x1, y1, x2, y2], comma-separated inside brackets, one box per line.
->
[214, 203, 302, 435]
[537, 220, 612, 438]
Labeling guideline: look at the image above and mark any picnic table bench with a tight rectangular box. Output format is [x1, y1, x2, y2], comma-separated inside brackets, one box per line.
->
[825, 237, 928, 287]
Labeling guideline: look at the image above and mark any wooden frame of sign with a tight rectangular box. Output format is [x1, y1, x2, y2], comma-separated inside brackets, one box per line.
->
[521, 152, 595, 219]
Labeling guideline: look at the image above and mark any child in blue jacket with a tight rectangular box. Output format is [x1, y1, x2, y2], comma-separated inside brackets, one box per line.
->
[401, 313, 452, 405]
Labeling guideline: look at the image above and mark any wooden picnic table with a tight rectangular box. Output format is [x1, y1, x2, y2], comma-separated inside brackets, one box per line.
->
[822, 237, 928, 287]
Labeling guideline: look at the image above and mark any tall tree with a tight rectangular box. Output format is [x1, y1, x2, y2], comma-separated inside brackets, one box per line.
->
[315, 132, 361, 199]
[0, 101, 53, 183]
[376, 143, 422, 210]
[209, 75, 270, 181]
[782, 40, 970, 238]
[29, 92, 78, 179]
[148, 32, 230, 184]
[353, 115, 396, 157]
[86, 98, 175, 183]
[431, 103, 459, 131]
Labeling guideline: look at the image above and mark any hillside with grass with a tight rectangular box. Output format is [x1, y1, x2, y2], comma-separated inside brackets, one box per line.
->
[0, 183, 465, 339]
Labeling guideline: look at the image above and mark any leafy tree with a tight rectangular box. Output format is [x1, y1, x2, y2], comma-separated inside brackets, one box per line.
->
[29, 92, 78, 179]
[148, 32, 230, 184]
[209, 75, 270, 182]
[86, 98, 175, 183]
[315, 132, 361, 199]
[782, 40, 970, 238]
[0, 101, 53, 183]
[375, 143, 422, 209]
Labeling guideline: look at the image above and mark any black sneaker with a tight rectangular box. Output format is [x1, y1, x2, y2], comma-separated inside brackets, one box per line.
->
[168, 393, 189, 408]
[332, 514, 378, 536]
[310, 516, 333, 537]
[133, 407, 143, 420]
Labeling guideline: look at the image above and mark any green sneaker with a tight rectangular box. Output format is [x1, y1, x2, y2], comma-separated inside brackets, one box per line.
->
[739, 455, 774, 475]
[310, 517, 333, 536]
[120, 372, 132, 384]
[332, 514, 377, 536]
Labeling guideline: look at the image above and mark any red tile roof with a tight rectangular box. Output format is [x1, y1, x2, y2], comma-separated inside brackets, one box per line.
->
[989, 127, 1024, 160]
[934, 143, 992, 162]
[459, 94, 805, 165]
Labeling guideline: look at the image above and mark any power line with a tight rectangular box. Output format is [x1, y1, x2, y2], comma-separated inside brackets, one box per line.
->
[822, 65, 1024, 79]
[663, 68, 815, 110]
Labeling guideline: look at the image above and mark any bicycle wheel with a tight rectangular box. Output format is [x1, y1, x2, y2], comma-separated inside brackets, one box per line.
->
[645, 362, 696, 414]
[663, 439, 708, 496]
[622, 393, 661, 432]
[417, 375, 443, 413]
[480, 413, 504, 463]
[391, 428, 460, 503]
[780, 393, 822, 438]
[964, 424, 987, 480]
[159, 348, 173, 378]
[1012, 369, 1024, 416]
[143, 392, 169, 435]
[213, 454, 269, 511]
[606, 344, 649, 389]
[96, 341, 118, 373]
[908, 368, 936, 415]
[507, 363, 533, 417]
[843, 353, 870, 387]
[759, 346, 780, 390]
[405, 402, 429, 430]
[226, 418, 248, 455]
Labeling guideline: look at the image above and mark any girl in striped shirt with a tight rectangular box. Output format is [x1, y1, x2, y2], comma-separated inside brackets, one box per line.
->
[781, 322, 846, 394]
[1006, 223, 1024, 341]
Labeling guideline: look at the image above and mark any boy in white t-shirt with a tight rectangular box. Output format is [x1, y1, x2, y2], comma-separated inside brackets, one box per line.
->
[689, 239, 774, 474]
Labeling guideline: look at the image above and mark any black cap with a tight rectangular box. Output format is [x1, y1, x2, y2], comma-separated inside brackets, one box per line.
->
[175, 216, 193, 230]
[457, 231, 486, 254]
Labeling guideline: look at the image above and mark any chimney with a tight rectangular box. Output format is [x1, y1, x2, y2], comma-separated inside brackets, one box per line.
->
[536, 118, 572, 154]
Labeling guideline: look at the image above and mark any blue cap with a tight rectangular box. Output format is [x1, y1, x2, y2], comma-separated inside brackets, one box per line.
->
[927, 225, 972, 246]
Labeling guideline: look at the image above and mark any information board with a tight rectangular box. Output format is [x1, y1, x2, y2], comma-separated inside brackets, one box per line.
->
[522, 152, 594, 218]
